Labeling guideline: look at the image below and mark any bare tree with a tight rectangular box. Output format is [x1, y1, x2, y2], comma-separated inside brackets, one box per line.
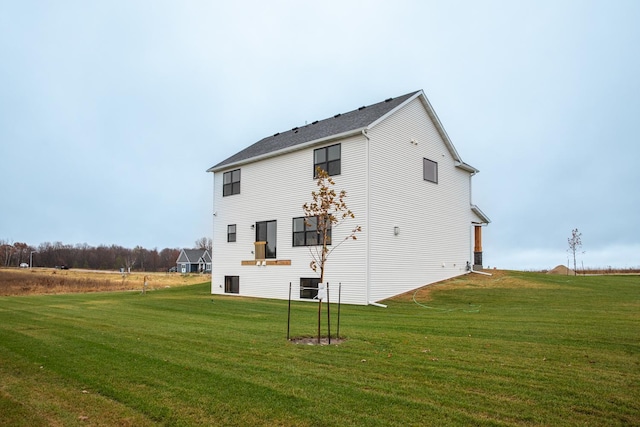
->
[195, 237, 212, 252]
[1, 240, 14, 266]
[567, 228, 582, 276]
[303, 167, 361, 340]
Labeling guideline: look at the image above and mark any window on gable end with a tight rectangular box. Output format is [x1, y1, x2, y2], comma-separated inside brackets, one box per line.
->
[223, 169, 241, 196]
[423, 158, 438, 184]
[314, 143, 341, 177]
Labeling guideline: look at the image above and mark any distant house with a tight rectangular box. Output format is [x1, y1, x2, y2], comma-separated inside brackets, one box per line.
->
[176, 249, 212, 273]
[207, 90, 489, 305]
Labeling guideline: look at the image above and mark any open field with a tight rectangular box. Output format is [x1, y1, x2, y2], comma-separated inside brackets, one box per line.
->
[0, 271, 638, 426]
[0, 268, 208, 296]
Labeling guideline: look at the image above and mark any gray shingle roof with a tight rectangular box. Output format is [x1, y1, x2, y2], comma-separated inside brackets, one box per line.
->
[208, 90, 421, 171]
[177, 249, 211, 263]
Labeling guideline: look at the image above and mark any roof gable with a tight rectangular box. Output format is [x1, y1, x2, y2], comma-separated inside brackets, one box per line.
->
[177, 249, 210, 263]
[207, 89, 478, 174]
[207, 91, 421, 172]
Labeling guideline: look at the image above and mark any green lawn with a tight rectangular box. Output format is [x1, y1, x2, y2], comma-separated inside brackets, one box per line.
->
[0, 271, 638, 426]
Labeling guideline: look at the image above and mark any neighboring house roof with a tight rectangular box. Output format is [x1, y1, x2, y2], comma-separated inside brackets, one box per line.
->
[207, 90, 477, 173]
[177, 249, 211, 264]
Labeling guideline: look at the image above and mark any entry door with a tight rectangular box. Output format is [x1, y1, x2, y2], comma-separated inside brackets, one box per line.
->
[256, 220, 277, 259]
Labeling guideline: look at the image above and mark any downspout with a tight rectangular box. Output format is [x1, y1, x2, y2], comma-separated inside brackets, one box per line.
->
[468, 169, 491, 276]
[210, 171, 216, 292]
[470, 268, 492, 276]
[368, 301, 387, 308]
[362, 129, 371, 306]
[469, 170, 476, 267]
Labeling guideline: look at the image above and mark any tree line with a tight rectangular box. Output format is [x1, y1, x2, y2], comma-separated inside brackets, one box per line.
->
[0, 238, 212, 272]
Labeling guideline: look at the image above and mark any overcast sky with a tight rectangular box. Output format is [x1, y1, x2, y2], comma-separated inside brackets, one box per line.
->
[1, 1, 638, 270]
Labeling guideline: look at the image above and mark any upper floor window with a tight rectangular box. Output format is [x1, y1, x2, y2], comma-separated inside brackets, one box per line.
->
[293, 216, 331, 247]
[314, 144, 341, 177]
[423, 158, 438, 184]
[223, 169, 241, 196]
[227, 224, 236, 242]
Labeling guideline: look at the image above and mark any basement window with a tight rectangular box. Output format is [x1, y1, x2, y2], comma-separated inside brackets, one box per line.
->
[300, 277, 320, 299]
[225, 276, 239, 294]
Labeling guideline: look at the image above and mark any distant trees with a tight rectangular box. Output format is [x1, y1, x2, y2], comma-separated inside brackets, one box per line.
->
[195, 237, 212, 252]
[567, 228, 583, 276]
[1, 240, 35, 267]
[0, 239, 181, 272]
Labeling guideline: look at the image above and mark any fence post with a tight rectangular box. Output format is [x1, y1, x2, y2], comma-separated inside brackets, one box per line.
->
[327, 282, 331, 344]
[337, 283, 341, 339]
[287, 282, 291, 340]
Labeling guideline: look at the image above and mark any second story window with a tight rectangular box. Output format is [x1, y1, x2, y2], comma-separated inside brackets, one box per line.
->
[423, 158, 438, 184]
[314, 143, 341, 177]
[223, 169, 241, 196]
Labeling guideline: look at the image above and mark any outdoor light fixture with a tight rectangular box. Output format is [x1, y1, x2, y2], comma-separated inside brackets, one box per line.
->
[250, 224, 255, 229]
[394, 226, 399, 236]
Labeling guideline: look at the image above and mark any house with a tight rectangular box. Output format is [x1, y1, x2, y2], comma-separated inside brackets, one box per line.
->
[176, 249, 212, 273]
[207, 90, 489, 305]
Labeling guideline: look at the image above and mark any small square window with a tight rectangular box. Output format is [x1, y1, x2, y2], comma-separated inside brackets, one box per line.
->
[314, 144, 341, 177]
[423, 158, 438, 183]
[227, 224, 236, 242]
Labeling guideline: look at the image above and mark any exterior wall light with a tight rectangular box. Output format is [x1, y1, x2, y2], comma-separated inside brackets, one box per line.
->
[394, 226, 399, 236]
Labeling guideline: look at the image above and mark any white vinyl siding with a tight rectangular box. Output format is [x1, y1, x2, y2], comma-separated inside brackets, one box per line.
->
[211, 94, 482, 305]
[366, 97, 472, 302]
[212, 134, 368, 305]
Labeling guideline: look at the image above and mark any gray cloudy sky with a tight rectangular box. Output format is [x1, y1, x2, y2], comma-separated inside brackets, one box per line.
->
[1, 1, 638, 270]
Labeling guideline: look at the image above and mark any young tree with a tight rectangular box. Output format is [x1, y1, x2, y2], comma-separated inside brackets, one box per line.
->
[303, 167, 361, 341]
[567, 228, 583, 276]
[303, 167, 361, 286]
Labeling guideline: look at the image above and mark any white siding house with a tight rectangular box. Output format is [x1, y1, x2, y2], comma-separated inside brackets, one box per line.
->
[207, 90, 489, 305]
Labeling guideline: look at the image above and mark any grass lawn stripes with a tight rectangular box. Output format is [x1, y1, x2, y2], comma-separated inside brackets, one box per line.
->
[0, 270, 638, 426]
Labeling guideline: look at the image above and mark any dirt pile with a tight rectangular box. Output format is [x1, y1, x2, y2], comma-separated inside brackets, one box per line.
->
[547, 265, 575, 275]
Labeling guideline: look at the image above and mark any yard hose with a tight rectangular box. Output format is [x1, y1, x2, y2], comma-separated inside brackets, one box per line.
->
[412, 289, 481, 313]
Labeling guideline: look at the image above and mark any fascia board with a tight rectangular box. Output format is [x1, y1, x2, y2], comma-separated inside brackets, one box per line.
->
[455, 161, 479, 173]
[365, 91, 423, 130]
[471, 205, 491, 224]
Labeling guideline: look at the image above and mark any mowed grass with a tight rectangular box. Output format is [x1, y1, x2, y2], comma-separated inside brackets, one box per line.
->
[0, 271, 638, 426]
